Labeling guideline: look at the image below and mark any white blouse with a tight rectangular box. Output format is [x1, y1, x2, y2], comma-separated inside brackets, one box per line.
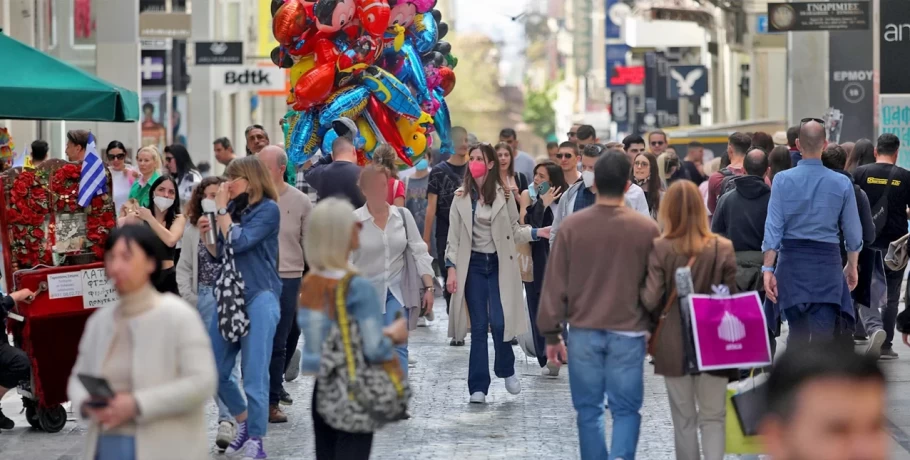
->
[352, 205, 435, 312]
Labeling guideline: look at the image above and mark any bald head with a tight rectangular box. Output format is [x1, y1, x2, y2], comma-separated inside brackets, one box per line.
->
[744, 148, 769, 177]
[258, 145, 288, 186]
[796, 121, 827, 156]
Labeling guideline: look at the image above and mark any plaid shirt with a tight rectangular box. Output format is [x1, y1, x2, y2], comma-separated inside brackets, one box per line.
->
[296, 165, 318, 202]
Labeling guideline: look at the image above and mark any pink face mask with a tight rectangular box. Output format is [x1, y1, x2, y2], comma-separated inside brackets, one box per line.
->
[469, 160, 488, 179]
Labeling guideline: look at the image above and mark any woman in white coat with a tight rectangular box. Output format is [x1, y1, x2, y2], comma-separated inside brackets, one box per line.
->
[68, 224, 216, 460]
[445, 142, 550, 404]
[352, 164, 436, 376]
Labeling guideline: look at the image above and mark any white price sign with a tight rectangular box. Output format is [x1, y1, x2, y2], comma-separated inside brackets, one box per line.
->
[81, 268, 119, 309]
[47, 272, 83, 299]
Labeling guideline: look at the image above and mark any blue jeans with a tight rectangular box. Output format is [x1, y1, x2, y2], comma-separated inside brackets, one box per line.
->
[786, 303, 837, 344]
[383, 290, 408, 377]
[196, 286, 240, 421]
[95, 434, 135, 460]
[568, 328, 645, 460]
[270, 277, 302, 404]
[209, 290, 280, 438]
[465, 252, 514, 394]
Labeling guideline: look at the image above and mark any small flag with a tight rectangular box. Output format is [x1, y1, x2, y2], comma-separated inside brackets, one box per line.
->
[11, 145, 27, 168]
[77, 133, 106, 207]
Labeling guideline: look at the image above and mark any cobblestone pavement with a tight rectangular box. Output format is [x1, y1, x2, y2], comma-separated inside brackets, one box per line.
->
[3, 296, 910, 459]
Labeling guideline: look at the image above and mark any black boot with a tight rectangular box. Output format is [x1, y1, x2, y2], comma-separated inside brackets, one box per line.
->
[0, 407, 14, 430]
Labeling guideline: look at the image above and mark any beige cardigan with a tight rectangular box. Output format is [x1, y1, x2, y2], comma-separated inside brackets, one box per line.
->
[67, 288, 216, 460]
[446, 185, 533, 342]
[176, 223, 200, 306]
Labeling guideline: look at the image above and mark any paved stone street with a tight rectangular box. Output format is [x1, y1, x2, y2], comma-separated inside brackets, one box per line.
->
[3, 296, 910, 459]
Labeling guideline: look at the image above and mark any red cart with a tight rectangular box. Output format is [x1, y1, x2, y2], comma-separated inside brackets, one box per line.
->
[0, 159, 116, 432]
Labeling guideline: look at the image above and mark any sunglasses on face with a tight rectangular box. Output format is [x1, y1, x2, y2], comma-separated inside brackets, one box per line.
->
[800, 117, 824, 125]
[556, 153, 574, 159]
[650, 141, 665, 146]
[108, 154, 126, 161]
[583, 144, 605, 156]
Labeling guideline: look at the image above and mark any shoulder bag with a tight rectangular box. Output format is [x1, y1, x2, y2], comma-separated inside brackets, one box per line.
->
[316, 274, 412, 433]
[648, 254, 697, 357]
[215, 226, 250, 342]
[396, 207, 423, 330]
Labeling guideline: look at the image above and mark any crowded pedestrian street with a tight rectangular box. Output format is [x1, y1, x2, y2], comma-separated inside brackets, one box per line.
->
[1, 296, 910, 460]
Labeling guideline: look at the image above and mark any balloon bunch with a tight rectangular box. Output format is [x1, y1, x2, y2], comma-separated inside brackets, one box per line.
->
[271, 0, 457, 169]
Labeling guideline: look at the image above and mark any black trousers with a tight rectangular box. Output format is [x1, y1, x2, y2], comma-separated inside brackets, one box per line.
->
[523, 280, 547, 368]
[269, 277, 301, 405]
[0, 340, 29, 389]
[312, 385, 373, 460]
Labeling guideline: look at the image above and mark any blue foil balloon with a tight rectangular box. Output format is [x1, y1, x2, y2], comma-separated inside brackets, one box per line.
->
[318, 86, 370, 129]
[360, 66, 430, 123]
[401, 41, 430, 104]
[288, 109, 318, 165]
[321, 130, 339, 155]
[433, 89, 453, 156]
[410, 13, 439, 55]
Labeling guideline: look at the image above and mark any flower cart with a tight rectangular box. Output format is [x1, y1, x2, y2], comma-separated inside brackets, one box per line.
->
[0, 159, 116, 432]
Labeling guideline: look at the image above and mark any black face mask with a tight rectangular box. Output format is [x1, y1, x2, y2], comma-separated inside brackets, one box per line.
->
[230, 193, 250, 221]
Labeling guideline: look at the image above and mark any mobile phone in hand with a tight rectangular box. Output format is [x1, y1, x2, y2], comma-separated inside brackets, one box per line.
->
[78, 374, 115, 399]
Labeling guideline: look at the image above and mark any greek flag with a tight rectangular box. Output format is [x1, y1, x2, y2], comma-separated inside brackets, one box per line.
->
[77, 133, 105, 207]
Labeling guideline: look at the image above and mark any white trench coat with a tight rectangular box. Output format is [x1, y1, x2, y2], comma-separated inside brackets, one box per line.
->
[445, 185, 532, 342]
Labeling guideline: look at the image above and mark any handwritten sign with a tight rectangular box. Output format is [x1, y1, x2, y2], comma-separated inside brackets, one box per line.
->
[81, 268, 119, 309]
[47, 272, 83, 299]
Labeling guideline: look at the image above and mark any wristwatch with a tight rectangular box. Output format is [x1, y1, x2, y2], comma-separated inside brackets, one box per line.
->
[761, 266, 775, 273]
[422, 286, 435, 292]
[217, 208, 229, 216]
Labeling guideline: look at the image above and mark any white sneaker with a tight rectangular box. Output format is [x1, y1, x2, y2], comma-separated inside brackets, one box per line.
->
[469, 392, 486, 404]
[541, 362, 560, 377]
[408, 354, 417, 366]
[866, 329, 887, 360]
[504, 375, 521, 395]
[215, 420, 235, 453]
[417, 317, 428, 327]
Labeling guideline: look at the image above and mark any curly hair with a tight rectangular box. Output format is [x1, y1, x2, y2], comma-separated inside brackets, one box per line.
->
[186, 176, 226, 226]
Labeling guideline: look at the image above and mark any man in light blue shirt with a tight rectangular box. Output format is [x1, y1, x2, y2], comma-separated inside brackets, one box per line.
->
[762, 119, 862, 343]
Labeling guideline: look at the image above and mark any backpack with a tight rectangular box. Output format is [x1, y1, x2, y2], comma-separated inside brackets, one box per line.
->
[871, 166, 899, 239]
[316, 274, 411, 433]
[715, 168, 738, 201]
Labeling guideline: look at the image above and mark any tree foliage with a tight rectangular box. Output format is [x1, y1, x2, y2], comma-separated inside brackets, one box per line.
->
[523, 82, 556, 140]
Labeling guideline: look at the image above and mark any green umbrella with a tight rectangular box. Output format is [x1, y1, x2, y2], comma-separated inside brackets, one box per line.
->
[0, 34, 139, 122]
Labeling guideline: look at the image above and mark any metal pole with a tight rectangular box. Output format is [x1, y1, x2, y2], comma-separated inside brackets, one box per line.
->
[164, 0, 173, 147]
[873, 0, 880, 135]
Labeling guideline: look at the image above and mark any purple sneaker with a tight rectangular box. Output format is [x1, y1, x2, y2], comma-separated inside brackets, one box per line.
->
[239, 437, 267, 459]
[224, 421, 249, 456]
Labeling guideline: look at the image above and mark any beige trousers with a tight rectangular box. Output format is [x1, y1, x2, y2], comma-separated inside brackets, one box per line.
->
[664, 373, 728, 460]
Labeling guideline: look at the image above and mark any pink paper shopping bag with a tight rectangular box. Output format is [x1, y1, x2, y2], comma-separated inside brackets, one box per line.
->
[688, 292, 772, 371]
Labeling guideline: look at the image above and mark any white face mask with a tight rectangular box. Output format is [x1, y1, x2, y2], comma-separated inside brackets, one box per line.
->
[582, 170, 595, 188]
[201, 198, 217, 213]
[154, 196, 174, 211]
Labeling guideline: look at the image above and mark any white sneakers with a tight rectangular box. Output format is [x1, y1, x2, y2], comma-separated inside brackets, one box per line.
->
[215, 420, 236, 453]
[504, 375, 521, 395]
[417, 317, 428, 327]
[469, 392, 486, 404]
[541, 362, 560, 377]
[865, 329, 887, 360]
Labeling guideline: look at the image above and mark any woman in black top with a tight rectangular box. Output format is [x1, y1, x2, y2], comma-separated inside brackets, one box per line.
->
[518, 160, 568, 376]
[120, 175, 185, 294]
[495, 142, 529, 209]
[632, 152, 662, 219]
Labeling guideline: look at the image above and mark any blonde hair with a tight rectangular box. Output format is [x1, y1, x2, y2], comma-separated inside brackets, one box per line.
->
[137, 145, 162, 171]
[658, 181, 714, 256]
[704, 157, 722, 176]
[372, 144, 399, 179]
[224, 156, 278, 205]
[304, 198, 358, 272]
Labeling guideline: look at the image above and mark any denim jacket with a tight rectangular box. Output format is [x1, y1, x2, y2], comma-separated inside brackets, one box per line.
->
[220, 198, 282, 302]
[296, 272, 394, 375]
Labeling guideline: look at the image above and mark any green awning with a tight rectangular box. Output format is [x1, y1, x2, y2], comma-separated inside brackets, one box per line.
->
[0, 34, 139, 122]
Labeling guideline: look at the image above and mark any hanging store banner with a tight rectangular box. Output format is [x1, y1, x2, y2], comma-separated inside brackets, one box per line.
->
[881, 0, 910, 94]
[573, 0, 593, 75]
[880, 95, 910, 170]
[767, 2, 870, 32]
[828, 28, 874, 142]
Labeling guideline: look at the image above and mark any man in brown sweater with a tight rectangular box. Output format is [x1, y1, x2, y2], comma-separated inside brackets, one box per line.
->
[538, 148, 659, 460]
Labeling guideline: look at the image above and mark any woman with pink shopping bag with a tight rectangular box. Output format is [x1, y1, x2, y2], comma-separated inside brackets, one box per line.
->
[640, 181, 740, 460]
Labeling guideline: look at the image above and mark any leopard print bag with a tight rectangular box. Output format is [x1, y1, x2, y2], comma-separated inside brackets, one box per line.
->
[316, 274, 411, 433]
